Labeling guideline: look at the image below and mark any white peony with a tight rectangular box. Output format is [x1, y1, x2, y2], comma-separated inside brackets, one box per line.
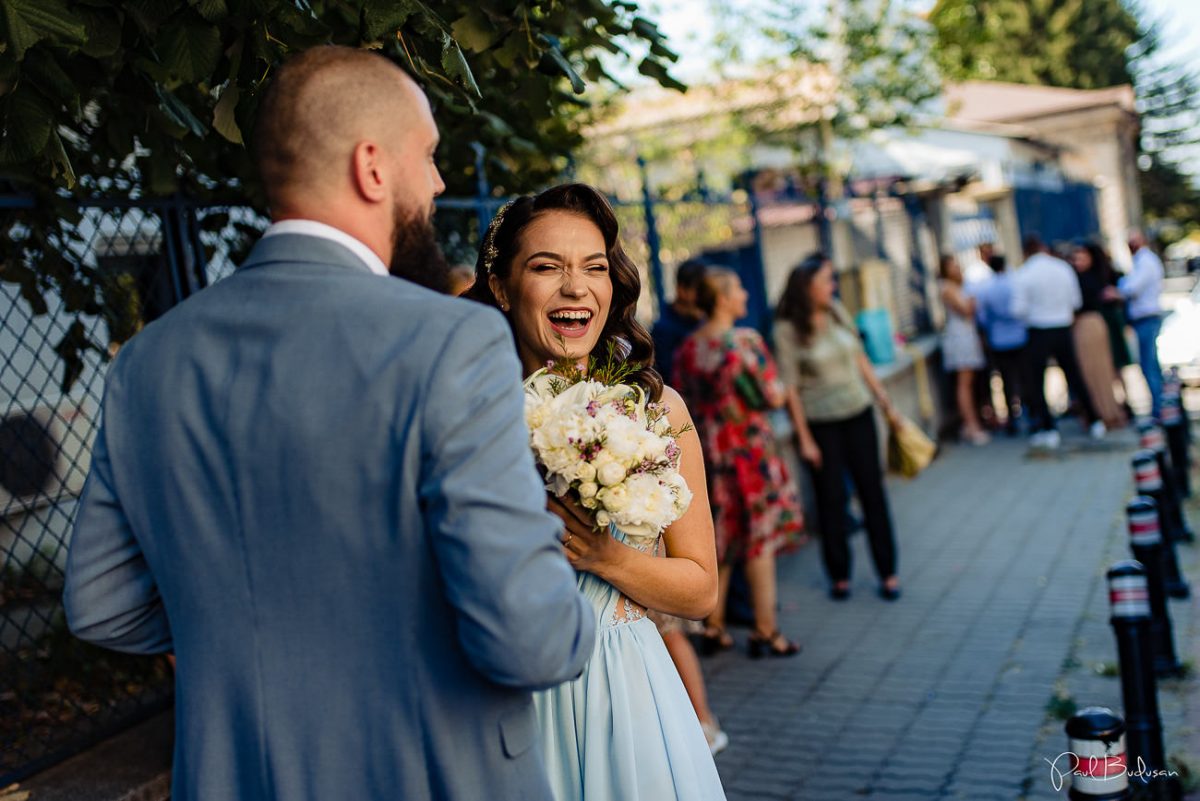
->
[596, 460, 627, 487]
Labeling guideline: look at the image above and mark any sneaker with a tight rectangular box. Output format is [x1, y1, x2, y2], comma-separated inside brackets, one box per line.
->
[1030, 430, 1060, 450]
[1089, 421, 1107, 440]
[962, 428, 991, 446]
[701, 719, 729, 756]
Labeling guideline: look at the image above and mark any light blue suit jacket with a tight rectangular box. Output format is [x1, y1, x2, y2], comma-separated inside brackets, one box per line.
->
[64, 233, 595, 800]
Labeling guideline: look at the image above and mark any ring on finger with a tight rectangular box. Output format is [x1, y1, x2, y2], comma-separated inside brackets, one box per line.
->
[564, 533, 574, 547]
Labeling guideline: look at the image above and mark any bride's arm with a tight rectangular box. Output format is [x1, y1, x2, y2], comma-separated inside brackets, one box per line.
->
[554, 386, 718, 619]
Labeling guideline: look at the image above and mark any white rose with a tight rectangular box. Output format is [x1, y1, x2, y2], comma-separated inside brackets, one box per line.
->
[578, 481, 599, 499]
[597, 461, 626, 487]
[578, 462, 597, 482]
[595, 510, 611, 527]
[598, 483, 630, 515]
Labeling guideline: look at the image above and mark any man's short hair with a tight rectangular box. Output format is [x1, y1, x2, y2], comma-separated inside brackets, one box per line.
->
[675, 259, 710, 291]
[253, 46, 412, 208]
[1022, 233, 1045, 256]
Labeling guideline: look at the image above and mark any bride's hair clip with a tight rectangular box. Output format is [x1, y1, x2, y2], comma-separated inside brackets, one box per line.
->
[482, 199, 518, 275]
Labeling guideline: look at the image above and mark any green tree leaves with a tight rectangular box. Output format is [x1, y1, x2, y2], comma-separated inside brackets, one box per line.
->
[0, 0, 683, 387]
[1, 0, 87, 60]
[159, 22, 223, 82]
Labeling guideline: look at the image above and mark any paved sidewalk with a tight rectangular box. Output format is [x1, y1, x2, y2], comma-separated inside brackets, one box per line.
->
[706, 426, 1198, 800]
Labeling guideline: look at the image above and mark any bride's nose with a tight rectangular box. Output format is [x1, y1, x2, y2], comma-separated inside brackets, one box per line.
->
[561, 273, 587, 298]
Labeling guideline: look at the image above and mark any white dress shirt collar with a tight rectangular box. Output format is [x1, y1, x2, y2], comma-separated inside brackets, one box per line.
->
[262, 219, 389, 277]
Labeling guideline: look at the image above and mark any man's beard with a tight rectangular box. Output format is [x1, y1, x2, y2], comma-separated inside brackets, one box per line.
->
[389, 205, 450, 293]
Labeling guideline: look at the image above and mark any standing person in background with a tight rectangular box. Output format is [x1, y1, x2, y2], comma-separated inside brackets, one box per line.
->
[1012, 234, 1103, 449]
[652, 259, 731, 754]
[1070, 242, 1127, 430]
[1107, 229, 1164, 417]
[447, 264, 476, 296]
[653, 259, 709, 378]
[774, 254, 902, 602]
[974, 253, 1028, 435]
[1099, 247, 1135, 417]
[938, 254, 989, 445]
[964, 242, 998, 428]
[673, 267, 806, 658]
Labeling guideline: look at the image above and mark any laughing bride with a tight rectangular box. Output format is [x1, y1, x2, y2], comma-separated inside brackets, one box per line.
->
[466, 183, 726, 801]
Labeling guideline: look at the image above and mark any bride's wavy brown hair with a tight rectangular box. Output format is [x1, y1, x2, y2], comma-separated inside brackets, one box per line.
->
[465, 183, 663, 402]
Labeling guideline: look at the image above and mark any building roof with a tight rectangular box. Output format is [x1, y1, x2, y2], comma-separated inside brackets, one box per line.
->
[943, 81, 1137, 125]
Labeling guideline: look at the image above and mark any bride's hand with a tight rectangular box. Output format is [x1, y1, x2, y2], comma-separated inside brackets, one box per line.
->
[547, 493, 620, 574]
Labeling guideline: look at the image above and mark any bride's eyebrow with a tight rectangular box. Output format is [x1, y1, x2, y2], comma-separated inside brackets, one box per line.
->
[524, 251, 609, 264]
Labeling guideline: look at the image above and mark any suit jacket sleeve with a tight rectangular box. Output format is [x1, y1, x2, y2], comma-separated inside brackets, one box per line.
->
[64, 381, 172, 654]
[419, 306, 595, 689]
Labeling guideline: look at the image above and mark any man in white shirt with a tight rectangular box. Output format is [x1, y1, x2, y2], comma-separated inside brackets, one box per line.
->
[1012, 234, 1103, 447]
[1112, 229, 1165, 417]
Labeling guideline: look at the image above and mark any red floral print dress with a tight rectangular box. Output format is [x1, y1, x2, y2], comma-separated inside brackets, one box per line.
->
[672, 327, 805, 562]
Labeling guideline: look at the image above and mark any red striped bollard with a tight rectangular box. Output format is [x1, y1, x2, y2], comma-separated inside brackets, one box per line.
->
[1136, 419, 1192, 544]
[1132, 450, 1190, 600]
[1126, 498, 1183, 677]
[1161, 373, 1192, 501]
[1063, 708, 1129, 800]
[1107, 561, 1177, 799]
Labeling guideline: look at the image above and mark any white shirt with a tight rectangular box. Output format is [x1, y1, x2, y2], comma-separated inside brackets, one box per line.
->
[1119, 246, 1164, 321]
[962, 256, 993, 288]
[261, 219, 389, 277]
[1011, 252, 1082, 329]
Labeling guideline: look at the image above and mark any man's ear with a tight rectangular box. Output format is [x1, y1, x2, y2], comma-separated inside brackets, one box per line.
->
[350, 141, 387, 203]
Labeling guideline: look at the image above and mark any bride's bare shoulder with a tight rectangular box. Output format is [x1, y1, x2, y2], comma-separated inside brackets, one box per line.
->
[658, 385, 694, 428]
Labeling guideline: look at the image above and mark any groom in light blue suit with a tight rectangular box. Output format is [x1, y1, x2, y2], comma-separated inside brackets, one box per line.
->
[64, 46, 594, 801]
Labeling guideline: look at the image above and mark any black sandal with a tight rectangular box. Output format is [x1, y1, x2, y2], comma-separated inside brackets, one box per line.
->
[748, 630, 801, 659]
[698, 625, 734, 656]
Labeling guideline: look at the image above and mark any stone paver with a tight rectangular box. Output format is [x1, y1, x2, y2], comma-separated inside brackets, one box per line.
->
[707, 423, 1199, 801]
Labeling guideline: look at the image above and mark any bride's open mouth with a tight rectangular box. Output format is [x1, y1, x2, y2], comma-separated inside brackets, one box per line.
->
[547, 308, 595, 338]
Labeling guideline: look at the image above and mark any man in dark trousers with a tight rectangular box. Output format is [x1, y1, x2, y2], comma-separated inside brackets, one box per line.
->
[1012, 233, 1102, 449]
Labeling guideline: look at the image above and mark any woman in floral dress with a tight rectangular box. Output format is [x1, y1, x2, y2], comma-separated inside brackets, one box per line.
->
[673, 267, 806, 658]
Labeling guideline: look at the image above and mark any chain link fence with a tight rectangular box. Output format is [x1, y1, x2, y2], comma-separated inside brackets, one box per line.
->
[0, 199, 265, 785]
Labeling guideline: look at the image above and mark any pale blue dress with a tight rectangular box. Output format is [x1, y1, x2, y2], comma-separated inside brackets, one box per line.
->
[534, 527, 727, 801]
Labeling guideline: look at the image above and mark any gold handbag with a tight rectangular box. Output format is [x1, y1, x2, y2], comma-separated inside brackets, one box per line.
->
[887, 414, 937, 478]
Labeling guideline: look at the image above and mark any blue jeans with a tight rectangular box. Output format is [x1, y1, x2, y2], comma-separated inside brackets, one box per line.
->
[1131, 315, 1163, 417]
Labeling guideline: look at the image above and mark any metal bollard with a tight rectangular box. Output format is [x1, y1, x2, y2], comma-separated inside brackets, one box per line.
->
[1160, 373, 1191, 501]
[1106, 561, 1172, 798]
[1132, 450, 1190, 599]
[1064, 707, 1129, 800]
[1126, 498, 1183, 677]
[1136, 420, 1192, 544]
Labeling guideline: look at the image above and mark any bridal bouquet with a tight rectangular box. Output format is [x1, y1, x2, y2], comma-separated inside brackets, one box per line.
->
[524, 349, 693, 537]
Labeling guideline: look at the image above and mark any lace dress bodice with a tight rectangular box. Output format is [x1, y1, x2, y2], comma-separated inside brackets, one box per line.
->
[600, 527, 660, 628]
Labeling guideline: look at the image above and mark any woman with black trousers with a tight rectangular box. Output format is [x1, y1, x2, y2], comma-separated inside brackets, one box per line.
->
[773, 254, 902, 601]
